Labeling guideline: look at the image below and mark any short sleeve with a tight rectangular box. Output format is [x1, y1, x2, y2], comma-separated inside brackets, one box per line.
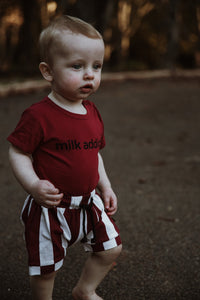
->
[92, 102, 106, 150]
[7, 108, 43, 154]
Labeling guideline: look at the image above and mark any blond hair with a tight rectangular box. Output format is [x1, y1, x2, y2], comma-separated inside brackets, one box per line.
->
[39, 15, 102, 64]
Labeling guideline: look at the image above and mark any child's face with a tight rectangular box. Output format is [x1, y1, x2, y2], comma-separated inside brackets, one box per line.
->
[48, 32, 105, 102]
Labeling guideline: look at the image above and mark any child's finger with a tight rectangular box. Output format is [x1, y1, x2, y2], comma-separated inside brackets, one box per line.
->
[50, 188, 60, 194]
[104, 198, 110, 210]
[43, 194, 63, 208]
[47, 192, 63, 200]
[41, 180, 60, 194]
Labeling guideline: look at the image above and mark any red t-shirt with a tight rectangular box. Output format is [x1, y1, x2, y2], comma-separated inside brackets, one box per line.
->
[7, 97, 105, 196]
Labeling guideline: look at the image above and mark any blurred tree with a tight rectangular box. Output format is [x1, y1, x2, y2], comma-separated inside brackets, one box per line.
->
[0, 0, 200, 75]
[195, 0, 200, 67]
[178, 0, 200, 68]
[13, 0, 42, 74]
[55, 0, 115, 34]
[0, 0, 22, 73]
[123, 0, 200, 70]
[165, 0, 180, 69]
[107, 0, 156, 70]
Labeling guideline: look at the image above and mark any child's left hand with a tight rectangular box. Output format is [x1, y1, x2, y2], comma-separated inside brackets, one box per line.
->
[101, 187, 118, 216]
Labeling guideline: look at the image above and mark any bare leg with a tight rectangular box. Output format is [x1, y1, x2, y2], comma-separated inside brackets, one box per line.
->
[30, 271, 57, 300]
[72, 245, 122, 300]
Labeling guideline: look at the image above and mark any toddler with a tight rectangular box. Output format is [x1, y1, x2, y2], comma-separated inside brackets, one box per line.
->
[8, 15, 122, 300]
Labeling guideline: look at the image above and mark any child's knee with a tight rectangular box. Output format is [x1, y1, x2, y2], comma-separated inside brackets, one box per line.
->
[94, 244, 122, 264]
[41, 271, 57, 281]
[110, 244, 122, 259]
[30, 271, 57, 283]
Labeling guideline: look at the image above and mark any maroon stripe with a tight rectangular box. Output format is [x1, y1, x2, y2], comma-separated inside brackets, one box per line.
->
[81, 195, 91, 205]
[64, 208, 81, 245]
[92, 203, 109, 243]
[25, 201, 41, 266]
[86, 204, 99, 236]
[110, 217, 120, 235]
[115, 235, 122, 246]
[41, 264, 55, 275]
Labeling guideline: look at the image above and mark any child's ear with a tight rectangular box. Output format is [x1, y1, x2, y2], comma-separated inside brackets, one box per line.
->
[39, 62, 53, 82]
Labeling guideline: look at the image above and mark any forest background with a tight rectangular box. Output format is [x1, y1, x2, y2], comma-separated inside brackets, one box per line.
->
[0, 0, 200, 78]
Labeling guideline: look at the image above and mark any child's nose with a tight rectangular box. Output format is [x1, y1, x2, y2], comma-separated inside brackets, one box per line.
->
[83, 69, 94, 80]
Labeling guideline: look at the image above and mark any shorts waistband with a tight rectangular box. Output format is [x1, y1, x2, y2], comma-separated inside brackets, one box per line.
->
[59, 189, 97, 244]
[59, 189, 96, 209]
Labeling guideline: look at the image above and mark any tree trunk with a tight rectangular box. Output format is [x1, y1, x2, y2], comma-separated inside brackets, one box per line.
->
[14, 0, 42, 73]
[166, 0, 180, 70]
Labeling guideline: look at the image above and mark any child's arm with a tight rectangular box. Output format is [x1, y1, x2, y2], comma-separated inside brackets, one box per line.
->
[97, 153, 117, 216]
[8, 145, 63, 208]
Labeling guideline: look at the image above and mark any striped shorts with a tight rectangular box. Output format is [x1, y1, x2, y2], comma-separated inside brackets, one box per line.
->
[20, 190, 121, 276]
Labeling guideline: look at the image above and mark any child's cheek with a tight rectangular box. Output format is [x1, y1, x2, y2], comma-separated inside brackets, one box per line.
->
[94, 78, 101, 91]
[67, 73, 82, 87]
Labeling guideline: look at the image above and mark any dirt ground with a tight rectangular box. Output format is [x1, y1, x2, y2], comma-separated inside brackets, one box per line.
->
[0, 78, 200, 299]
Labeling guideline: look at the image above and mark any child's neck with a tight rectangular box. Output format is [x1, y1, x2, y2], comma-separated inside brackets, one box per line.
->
[48, 91, 87, 115]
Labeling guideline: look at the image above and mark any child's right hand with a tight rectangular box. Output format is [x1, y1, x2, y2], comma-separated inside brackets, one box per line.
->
[30, 179, 63, 208]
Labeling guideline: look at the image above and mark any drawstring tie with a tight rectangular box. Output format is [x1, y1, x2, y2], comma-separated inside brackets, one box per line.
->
[79, 197, 96, 244]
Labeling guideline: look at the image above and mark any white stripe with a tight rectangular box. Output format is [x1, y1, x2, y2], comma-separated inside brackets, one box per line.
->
[74, 209, 85, 243]
[101, 211, 118, 240]
[55, 259, 64, 271]
[39, 207, 54, 266]
[29, 260, 64, 276]
[28, 198, 34, 216]
[91, 190, 96, 197]
[21, 195, 30, 214]
[69, 190, 96, 209]
[20, 195, 33, 224]
[70, 195, 83, 208]
[57, 208, 70, 254]
[103, 238, 117, 250]
[93, 194, 118, 240]
[93, 194, 104, 211]
[29, 266, 41, 276]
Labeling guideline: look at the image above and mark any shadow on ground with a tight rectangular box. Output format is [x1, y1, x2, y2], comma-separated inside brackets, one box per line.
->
[0, 78, 200, 299]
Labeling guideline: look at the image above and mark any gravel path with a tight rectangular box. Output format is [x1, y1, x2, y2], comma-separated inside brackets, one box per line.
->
[0, 78, 200, 299]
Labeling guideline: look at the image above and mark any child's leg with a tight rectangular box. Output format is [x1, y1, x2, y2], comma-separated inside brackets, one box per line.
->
[72, 245, 122, 300]
[30, 271, 57, 300]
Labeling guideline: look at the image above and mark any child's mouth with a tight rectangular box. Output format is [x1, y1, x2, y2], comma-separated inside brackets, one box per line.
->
[80, 84, 93, 93]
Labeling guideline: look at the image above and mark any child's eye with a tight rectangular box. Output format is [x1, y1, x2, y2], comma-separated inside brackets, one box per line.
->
[72, 64, 82, 70]
[93, 63, 102, 70]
